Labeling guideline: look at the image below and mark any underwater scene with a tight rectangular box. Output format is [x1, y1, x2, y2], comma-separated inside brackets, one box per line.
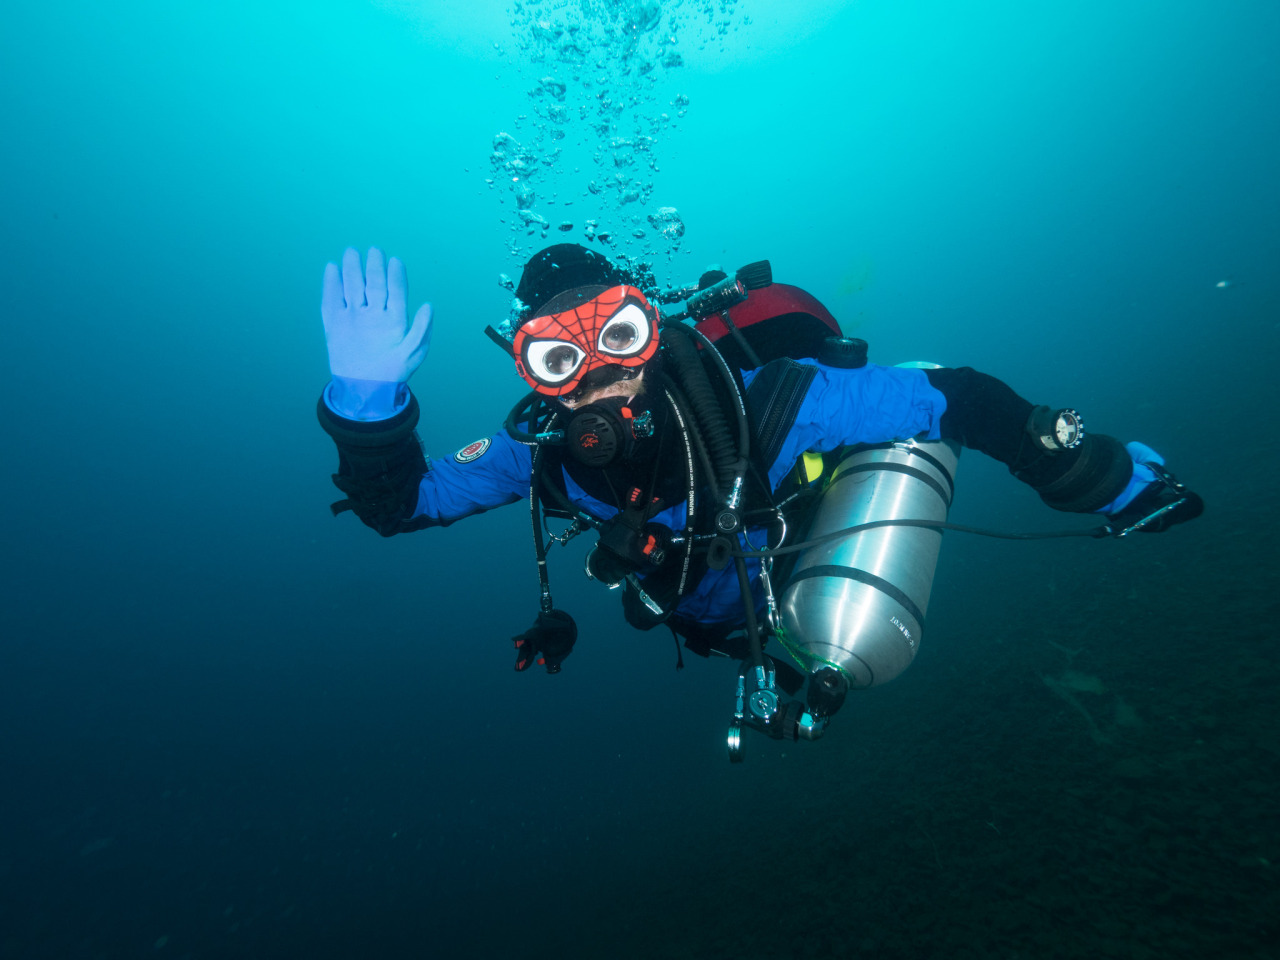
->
[1, 0, 1277, 957]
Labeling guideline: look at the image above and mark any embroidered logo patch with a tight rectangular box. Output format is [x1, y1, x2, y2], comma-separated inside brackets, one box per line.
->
[454, 438, 491, 463]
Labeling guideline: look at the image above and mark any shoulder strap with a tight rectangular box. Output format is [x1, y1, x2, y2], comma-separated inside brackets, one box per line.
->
[746, 358, 818, 476]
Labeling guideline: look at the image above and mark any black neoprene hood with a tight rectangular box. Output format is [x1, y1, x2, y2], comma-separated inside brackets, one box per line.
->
[514, 244, 631, 322]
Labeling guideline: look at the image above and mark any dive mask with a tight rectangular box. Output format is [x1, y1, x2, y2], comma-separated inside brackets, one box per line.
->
[512, 285, 661, 397]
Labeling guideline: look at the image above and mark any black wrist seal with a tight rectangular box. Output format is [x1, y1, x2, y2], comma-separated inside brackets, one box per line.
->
[316, 392, 427, 536]
[1016, 432, 1133, 513]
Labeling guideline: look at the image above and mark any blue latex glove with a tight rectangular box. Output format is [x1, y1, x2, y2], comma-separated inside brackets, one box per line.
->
[321, 247, 432, 420]
[1098, 441, 1162, 515]
[1100, 441, 1204, 535]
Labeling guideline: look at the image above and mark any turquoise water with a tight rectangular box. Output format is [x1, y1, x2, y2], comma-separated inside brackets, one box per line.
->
[2, 2, 1277, 957]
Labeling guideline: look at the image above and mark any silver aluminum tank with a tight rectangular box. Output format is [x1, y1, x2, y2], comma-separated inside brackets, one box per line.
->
[779, 437, 960, 689]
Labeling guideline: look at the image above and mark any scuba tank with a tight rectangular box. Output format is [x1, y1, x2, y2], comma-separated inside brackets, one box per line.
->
[777, 360, 958, 691]
[778, 425, 960, 690]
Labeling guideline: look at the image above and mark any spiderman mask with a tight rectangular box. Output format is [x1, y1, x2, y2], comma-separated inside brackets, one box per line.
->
[512, 285, 661, 398]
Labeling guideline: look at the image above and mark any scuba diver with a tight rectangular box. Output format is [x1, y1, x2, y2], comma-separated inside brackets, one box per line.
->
[316, 243, 1203, 760]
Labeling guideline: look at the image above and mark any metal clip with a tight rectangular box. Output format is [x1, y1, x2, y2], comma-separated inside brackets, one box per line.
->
[624, 574, 665, 616]
[759, 554, 779, 632]
[1115, 497, 1188, 537]
[544, 517, 588, 548]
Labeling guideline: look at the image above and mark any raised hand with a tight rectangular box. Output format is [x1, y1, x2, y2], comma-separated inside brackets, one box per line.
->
[321, 247, 432, 384]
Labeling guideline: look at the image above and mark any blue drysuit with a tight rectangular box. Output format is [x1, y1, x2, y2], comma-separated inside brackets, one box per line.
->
[318, 355, 1164, 643]
[327, 360, 947, 626]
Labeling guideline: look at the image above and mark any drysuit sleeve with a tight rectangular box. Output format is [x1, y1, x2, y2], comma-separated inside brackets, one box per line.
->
[410, 430, 532, 523]
[920, 366, 1133, 513]
[317, 390, 532, 536]
[760, 360, 947, 489]
[762, 361, 1134, 515]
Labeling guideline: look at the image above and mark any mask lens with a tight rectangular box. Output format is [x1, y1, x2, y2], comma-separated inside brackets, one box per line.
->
[525, 340, 586, 384]
[597, 303, 651, 357]
[602, 321, 637, 352]
[543, 344, 579, 376]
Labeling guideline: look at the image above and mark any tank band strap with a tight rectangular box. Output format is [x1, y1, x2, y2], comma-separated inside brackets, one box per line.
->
[899, 445, 957, 501]
[831, 461, 952, 509]
[786, 564, 927, 629]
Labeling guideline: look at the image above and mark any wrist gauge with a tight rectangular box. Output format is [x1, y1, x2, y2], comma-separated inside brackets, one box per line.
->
[1030, 406, 1085, 452]
[1052, 408, 1084, 450]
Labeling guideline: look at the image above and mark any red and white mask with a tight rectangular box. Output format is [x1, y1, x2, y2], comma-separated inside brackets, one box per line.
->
[512, 285, 660, 397]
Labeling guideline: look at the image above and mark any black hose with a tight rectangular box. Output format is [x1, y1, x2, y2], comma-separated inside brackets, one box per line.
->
[680, 322, 752, 475]
[660, 323, 739, 498]
[732, 517, 1113, 559]
[661, 374, 719, 500]
[735, 554, 766, 672]
[529, 441, 554, 614]
[505, 390, 549, 445]
[719, 311, 763, 370]
[660, 386, 700, 600]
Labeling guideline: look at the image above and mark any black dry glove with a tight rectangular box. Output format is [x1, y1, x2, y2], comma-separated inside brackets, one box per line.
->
[512, 609, 578, 674]
[585, 517, 669, 585]
[1108, 462, 1204, 536]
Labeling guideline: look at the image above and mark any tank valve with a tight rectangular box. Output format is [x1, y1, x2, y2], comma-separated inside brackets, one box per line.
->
[807, 667, 848, 721]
